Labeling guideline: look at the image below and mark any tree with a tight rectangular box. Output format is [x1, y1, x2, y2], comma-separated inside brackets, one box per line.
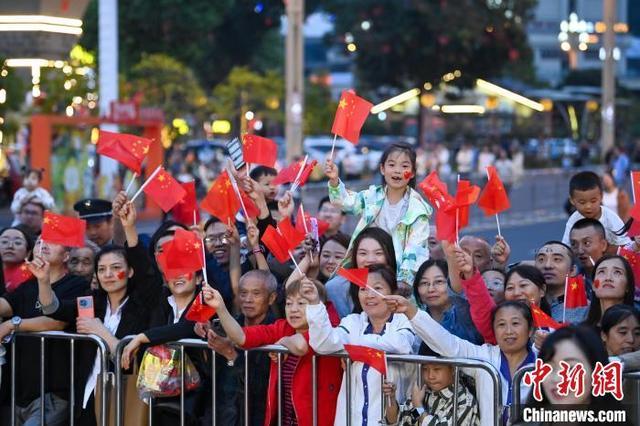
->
[210, 66, 284, 134]
[123, 53, 207, 120]
[322, 0, 537, 93]
[80, 0, 323, 89]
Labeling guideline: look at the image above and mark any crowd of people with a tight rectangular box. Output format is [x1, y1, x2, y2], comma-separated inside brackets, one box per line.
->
[0, 141, 638, 426]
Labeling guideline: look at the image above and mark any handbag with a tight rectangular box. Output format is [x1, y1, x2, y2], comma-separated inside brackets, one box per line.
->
[94, 364, 149, 426]
[136, 344, 201, 399]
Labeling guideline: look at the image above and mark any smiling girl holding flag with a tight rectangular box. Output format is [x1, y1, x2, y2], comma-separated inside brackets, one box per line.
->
[324, 142, 432, 294]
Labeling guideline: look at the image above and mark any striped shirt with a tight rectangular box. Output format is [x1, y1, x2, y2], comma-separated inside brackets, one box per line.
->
[281, 354, 300, 426]
[392, 383, 480, 426]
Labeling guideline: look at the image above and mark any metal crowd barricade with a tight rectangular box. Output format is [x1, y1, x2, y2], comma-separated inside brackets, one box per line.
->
[512, 364, 640, 425]
[114, 338, 503, 426]
[8, 331, 110, 426]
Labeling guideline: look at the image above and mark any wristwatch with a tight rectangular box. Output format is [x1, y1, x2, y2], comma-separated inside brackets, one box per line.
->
[11, 316, 22, 332]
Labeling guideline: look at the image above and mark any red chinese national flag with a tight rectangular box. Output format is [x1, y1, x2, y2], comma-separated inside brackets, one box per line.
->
[185, 293, 216, 322]
[272, 159, 318, 187]
[337, 268, 369, 288]
[530, 302, 564, 329]
[343, 344, 387, 375]
[618, 247, 640, 289]
[295, 206, 330, 237]
[41, 212, 86, 248]
[447, 180, 480, 230]
[261, 225, 291, 263]
[478, 166, 511, 216]
[97, 130, 151, 174]
[277, 217, 306, 250]
[171, 181, 200, 226]
[201, 171, 239, 225]
[242, 134, 278, 168]
[565, 275, 588, 309]
[435, 208, 457, 243]
[418, 172, 454, 210]
[165, 229, 205, 273]
[4, 263, 34, 293]
[331, 91, 373, 144]
[157, 241, 196, 279]
[143, 168, 187, 212]
[631, 171, 640, 204]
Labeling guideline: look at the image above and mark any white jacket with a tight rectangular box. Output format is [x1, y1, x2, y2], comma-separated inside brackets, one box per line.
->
[307, 304, 416, 426]
[409, 310, 533, 426]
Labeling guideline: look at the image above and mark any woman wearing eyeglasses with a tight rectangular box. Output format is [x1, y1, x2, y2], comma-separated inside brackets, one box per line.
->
[413, 259, 483, 345]
[0, 226, 34, 294]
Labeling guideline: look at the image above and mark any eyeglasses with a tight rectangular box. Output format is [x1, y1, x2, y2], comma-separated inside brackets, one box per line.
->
[204, 234, 227, 245]
[0, 239, 27, 249]
[419, 279, 447, 289]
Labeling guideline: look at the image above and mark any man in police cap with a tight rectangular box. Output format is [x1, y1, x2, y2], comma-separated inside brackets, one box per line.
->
[73, 198, 114, 247]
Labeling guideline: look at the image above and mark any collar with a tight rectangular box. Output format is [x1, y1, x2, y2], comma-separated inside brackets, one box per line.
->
[433, 384, 455, 399]
[107, 296, 129, 317]
[364, 313, 394, 335]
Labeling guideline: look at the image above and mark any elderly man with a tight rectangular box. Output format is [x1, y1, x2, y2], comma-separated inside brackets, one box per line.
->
[199, 270, 278, 426]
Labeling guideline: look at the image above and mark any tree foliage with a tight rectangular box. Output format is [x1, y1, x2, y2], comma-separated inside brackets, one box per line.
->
[80, 0, 322, 89]
[322, 0, 537, 93]
[123, 53, 207, 120]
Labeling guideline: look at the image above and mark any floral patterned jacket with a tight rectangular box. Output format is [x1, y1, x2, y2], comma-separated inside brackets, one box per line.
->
[328, 180, 432, 285]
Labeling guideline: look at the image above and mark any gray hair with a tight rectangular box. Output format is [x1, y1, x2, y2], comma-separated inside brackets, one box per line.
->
[238, 270, 278, 294]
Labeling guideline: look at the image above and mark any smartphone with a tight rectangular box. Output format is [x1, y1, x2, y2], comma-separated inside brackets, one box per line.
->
[310, 218, 320, 253]
[226, 137, 246, 170]
[77, 296, 95, 318]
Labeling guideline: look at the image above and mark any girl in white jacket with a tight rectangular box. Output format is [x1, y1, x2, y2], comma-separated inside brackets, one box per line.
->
[303, 264, 416, 426]
[386, 296, 536, 426]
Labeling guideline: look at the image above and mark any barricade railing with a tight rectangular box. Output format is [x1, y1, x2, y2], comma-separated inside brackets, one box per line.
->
[7, 331, 110, 426]
[512, 363, 640, 425]
[114, 337, 503, 426]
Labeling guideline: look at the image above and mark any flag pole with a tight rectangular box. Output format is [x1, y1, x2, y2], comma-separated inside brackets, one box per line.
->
[631, 171, 636, 204]
[124, 173, 138, 195]
[495, 214, 502, 238]
[300, 204, 309, 233]
[288, 250, 304, 276]
[329, 134, 338, 161]
[366, 285, 387, 299]
[290, 155, 309, 193]
[456, 174, 460, 244]
[129, 165, 162, 203]
[562, 275, 568, 323]
[226, 166, 250, 221]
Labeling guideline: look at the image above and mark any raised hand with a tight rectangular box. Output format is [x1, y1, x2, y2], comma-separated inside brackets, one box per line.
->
[491, 235, 511, 266]
[25, 255, 50, 282]
[278, 191, 295, 219]
[453, 245, 474, 279]
[246, 221, 260, 249]
[206, 329, 237, 361]
[118, 200, 137, 228]
[324, 158, 339, 186]
[384, 295, 418, 320]
[112, 191, 128, 217]
[300, 277, 320, 305]
[201, 286, 225, 311]
[411, 383, 427, 408]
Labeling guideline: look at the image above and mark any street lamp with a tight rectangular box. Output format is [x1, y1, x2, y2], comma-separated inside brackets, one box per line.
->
[558, 13, 592, 69]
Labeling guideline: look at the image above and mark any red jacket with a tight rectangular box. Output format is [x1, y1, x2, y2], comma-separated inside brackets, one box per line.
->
[242, 303, 343, 426]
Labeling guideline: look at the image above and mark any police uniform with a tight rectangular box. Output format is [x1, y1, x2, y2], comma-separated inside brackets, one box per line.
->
[73, 199, 114, 246]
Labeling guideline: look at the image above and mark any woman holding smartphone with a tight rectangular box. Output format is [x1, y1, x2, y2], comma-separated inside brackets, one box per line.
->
[32, 199, 162, 425]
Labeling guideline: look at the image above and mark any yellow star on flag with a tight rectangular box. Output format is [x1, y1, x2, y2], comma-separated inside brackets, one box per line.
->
[338, 99, 348, 109]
